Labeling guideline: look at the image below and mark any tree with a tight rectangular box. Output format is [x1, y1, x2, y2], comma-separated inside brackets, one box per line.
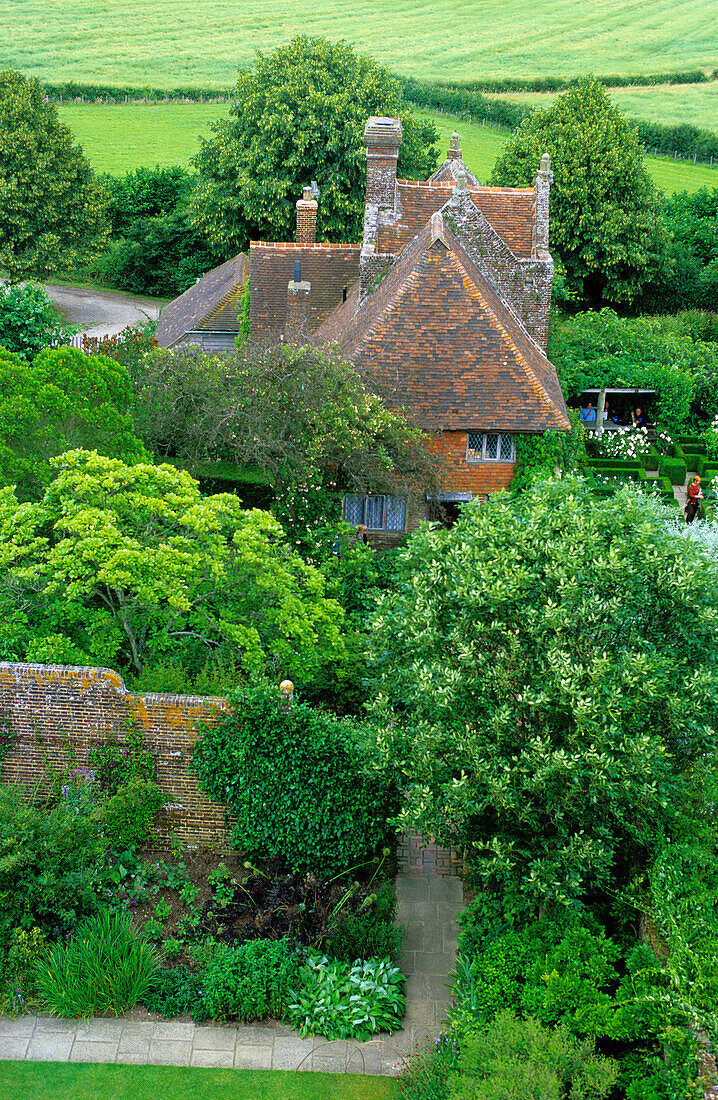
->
[368, 479, 718, 911]
[133, 341, 441, 531]
[0, 281, 75, 361]
[490, 80, 668, 306]
[0, 450, 345, 681]
[191, 36, 438, 253]
[0, 345, 146, 499]
[0, 70, 109, 281]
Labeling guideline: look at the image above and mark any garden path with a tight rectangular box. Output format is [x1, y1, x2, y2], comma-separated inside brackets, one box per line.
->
[0, 832, 464, 1077]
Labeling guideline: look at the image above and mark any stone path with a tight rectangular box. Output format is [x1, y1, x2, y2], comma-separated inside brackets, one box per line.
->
[0, 833, 464, 1077]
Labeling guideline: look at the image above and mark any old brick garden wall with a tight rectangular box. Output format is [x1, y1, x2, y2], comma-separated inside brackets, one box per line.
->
[0, 662, 233, 849]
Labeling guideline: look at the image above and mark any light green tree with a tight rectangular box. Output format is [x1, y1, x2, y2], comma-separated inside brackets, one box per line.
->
[0, 345, 146, 499]
[490, 79, 668, 306]
[0, 450, 345, 679]
[0, 282, 75, 361]
[0, 70, 109, 281]
[191, 36, 437, 253]
[369, 479, 718, 911]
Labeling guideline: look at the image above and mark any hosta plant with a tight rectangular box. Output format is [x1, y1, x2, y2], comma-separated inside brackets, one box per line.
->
[286, 953, 405, 1041]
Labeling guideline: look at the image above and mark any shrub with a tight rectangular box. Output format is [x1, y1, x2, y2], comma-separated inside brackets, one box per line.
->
[0, 926, 47, 1016]
[97, 778, 165, 850]
[398, 1032, 461, 1100]
[0, 785, 107, 946]
[37, 910, 158, 1017]
[143, 965, 201, 1018]
[449, 1012, 617, 1100]
[658, 455, 687, 484]
[325, 881, 403, 963]
[197, 938, 301, 1022]
[286, 953, 405, 1041]
[191, 683, 397, 875]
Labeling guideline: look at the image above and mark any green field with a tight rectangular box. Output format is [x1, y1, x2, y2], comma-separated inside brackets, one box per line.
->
[58, 103, 717, 197]
[490, 81, 718, 132]
[5, 0, 717, 86]
[0, 1062, 398, 1099]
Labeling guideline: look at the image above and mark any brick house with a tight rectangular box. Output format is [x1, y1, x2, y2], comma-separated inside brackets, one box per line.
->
[158, 118, 570, 543]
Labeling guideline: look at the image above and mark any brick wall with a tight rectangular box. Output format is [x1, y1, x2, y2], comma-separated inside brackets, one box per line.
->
[428, 431, 515, 496]
[0, 663, 233, 850]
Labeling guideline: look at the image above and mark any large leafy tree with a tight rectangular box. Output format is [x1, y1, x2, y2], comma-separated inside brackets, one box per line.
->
[0, 70, 109, 281]
[0, 451, 344, 681]
[369, 479, 718, 912]
[191, 36, 438, 252]
[490, 80, 668, 306]
[0, 281, 75, 361]
[0, 345, 146, 499]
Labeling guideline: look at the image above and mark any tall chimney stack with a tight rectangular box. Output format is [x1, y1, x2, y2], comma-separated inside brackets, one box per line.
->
[363, 116, 403, 207]
[296, 186, 317, 244]
[532, 152, 553, 256]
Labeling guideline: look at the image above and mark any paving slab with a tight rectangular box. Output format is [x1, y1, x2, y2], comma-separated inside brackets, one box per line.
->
[192, 1026, 237, 1051]
[69, 1039, 119, 1062]
[26, 1035, 74, 1060]
[147, 1039, 192, 1065]
[191, 1047, 235, 1068]
[234, 1043, 273, 1069]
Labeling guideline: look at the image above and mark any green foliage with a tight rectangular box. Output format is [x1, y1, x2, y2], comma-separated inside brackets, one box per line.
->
[635, 187, 718, 315]
[0, 283, 75, 362]
[399, 1032, 461, 1100]
[0, 344, 146, 499]
[548, 309, 718, 432]
[97, 778, 165, 850]
[325, 881, 403, 963]
[0, 451, 344, 680]
[191, 683, 396, 875]
[81, 325, 159, 389]
[448, 1012, 617, 1100]
[369, 479, 718, 910]
[143, 964, 201, 1018]
[491, 80, 668, 306]
[286, 953, 405, 1040]
[0, 785, 107, 945]
[96, 206, 217, 298]
[191, 36, 437, 253]
[658, 455, 687, 484]
[0, 70, 109, 281]
[88, 728, 158, 797]
[101, 165, 196, 237]
[0, 926, 47, 1016]
[197, 938, 300, 1022]
[37, 909, 158, 1017]
[510, 412, 588, 490]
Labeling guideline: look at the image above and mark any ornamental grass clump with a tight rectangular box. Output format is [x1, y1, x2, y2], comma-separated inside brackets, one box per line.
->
[37, 910, 158, 1017]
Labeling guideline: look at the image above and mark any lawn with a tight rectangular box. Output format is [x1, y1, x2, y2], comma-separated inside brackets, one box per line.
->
[58, 102, 717, 197]
[5, 0, 717, 86]
[0, 1062, 399, 1099]
[489, 80, 718, 132]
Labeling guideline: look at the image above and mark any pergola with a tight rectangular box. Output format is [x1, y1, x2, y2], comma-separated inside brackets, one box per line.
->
[578, 387, 656, 436]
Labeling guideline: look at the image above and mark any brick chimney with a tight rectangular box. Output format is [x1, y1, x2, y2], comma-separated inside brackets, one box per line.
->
[285, 259, 310, 343]
[363, 116, 403, 207]
[532, 152, 553, 256]
[296, 186, 317, 244]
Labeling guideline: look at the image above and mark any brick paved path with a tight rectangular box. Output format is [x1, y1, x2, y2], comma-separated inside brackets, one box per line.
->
[0, 832, 463, 1076]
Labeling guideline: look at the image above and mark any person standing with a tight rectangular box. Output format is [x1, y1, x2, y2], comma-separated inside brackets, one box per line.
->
[685, 476, 703, 524]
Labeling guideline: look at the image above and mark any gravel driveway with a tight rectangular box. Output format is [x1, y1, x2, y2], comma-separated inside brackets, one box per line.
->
[47, 284, 163, 339]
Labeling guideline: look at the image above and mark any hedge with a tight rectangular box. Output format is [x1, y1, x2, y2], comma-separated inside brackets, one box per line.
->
[696, 456, 718, 478]
[40, 80, 231, 103]
[431, 69, 713, 94]
[678, 436, 706, 447]
[584, 459, 645, 471]
[658, 456, 687, 484]
[673, 443, 706, 458]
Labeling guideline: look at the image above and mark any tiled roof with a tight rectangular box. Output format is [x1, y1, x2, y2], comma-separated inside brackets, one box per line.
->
[377, 180, 535, 258]
[314, 213, 569, 433]
[249, 242, 360, 340]
[156, 254, 247, 347]
[428, 156, 480, 187]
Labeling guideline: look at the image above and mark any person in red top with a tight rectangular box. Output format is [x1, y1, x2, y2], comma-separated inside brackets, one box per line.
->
[685, 475, 703, 524]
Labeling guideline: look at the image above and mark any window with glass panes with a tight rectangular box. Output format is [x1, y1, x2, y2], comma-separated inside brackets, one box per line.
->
[466, 432, 515, 462]
[343, 494, 407, 531]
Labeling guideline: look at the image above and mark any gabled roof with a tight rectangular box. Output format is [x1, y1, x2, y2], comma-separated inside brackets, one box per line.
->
[156, 254, 248, 347]
[376, 180, 535, 258]
[249, 242, 360, 340]
[428, 156, 480, 188]
[315, 211, 569, 433]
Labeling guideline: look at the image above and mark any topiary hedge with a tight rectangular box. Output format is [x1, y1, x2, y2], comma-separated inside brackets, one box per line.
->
[191, 684, 397, 875]
[658, 455, 687, 485]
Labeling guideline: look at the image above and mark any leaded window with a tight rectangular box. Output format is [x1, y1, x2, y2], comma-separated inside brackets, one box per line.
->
[343, 495, 407, 531]
[466, 432, 515, 463]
